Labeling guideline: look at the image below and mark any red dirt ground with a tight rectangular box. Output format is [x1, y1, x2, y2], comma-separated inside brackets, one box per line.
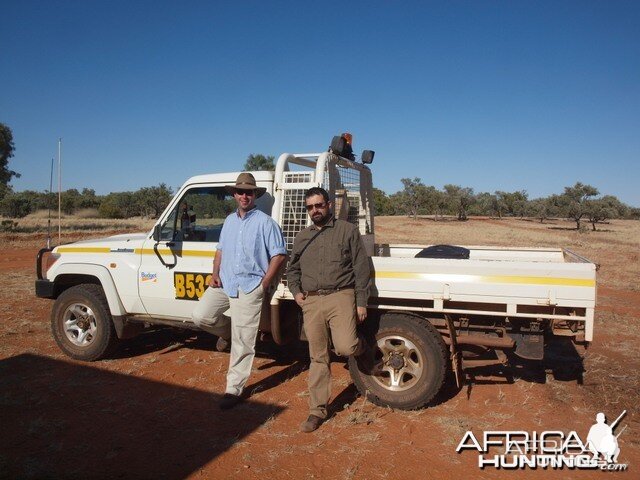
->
[1, 247, 638, 479]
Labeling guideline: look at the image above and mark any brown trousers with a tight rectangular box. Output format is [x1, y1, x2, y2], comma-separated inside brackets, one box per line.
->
[302, 288, 359, 419]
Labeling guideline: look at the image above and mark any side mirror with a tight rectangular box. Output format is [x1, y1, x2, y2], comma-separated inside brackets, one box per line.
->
[152, 224, 162, 242]
[362, 150, 375, 164]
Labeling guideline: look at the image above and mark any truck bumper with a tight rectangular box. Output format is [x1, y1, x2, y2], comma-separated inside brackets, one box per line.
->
[35, 279, 55, 299]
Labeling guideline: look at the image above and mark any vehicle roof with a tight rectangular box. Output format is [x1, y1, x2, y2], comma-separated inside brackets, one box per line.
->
[181, 170, 275, 187]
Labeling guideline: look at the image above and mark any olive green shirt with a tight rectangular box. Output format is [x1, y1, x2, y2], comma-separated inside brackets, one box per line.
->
[286, 217, 371, 307]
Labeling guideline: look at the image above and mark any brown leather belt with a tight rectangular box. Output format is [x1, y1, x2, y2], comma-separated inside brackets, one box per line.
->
[305, 286, 354, 296]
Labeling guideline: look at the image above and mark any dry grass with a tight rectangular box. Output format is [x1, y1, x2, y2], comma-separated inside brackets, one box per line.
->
[25, 208, 102, 219]
[7, 214, 155, 233]
[0, 214, 156, 247]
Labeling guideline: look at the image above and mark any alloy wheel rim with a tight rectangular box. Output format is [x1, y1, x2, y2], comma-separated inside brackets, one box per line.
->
[370, 334, 425, 392]
[62, 303, 97, 347]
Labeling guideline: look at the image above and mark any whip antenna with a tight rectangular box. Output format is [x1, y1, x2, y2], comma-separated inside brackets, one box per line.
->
[57, 138, 62, 244]
[47, 158, 54, 248]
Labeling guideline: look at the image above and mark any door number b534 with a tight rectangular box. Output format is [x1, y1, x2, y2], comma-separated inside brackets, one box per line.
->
[174, 272, 212, 300]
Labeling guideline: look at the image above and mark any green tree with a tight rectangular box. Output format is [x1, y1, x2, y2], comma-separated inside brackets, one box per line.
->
[494, 190, 528, 218]
[560, 182, 599, 230]
[99, 192, 137, 218]
[418, 186, 443, 220]
[444, 184, 475, 221]
[0, 123, 20, 190]
[627, 207, 640, 220]
[527, 195, 560, 223]
[585, 195, 626, 231]
[0, 191, 32, 218]
[394, 177, 428, 219]
[135, 183, 173, 218]
[77, 188, 101, 210]
[61, 188, 81, 214]
[244, 154, 275, 171]
[372, 187, 394, 215]
[471, 192, 496, 217]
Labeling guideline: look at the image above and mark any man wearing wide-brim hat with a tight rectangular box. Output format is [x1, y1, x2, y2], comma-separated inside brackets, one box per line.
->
[223, 172, 267, 198]
[193, 172, 286, 410]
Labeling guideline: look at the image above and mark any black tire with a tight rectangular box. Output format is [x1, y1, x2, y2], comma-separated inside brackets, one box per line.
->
[348, 313, 448, 410]
[51, 284, 118, 361]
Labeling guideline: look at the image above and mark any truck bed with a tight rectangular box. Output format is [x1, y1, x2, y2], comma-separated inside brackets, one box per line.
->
[367, 244, 596, 340]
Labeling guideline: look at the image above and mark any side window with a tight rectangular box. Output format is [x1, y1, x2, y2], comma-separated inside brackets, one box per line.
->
[160, 187, 236, 242]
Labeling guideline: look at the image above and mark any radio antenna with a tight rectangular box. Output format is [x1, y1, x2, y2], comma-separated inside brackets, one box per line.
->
[57, 138, 62, 244]
[47, 157, 54, 248]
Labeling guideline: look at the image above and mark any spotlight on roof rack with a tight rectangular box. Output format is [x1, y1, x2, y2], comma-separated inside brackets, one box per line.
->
[361, 150, 375, 164]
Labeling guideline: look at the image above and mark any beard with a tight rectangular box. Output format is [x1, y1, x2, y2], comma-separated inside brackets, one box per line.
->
[311, 210, 332, 226]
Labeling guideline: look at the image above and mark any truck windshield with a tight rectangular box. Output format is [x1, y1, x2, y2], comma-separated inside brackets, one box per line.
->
[160, 187, 236, 243]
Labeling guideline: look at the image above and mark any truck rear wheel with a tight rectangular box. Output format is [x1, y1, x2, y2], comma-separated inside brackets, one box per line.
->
[51, 284, 118, 361]
[348, 313, 448, 410]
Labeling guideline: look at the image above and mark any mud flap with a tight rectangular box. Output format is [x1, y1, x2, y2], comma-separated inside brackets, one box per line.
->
[509, 332, 544, 360]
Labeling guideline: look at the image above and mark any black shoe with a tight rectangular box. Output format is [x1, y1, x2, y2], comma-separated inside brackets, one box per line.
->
[219, 393, 243, 410]
[300, 414, 323, 433]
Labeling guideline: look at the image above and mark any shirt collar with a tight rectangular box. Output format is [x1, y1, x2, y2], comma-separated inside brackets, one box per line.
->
[235, 207, 258, 219]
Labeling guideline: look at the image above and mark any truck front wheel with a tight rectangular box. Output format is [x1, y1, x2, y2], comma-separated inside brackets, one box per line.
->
[51, 284, 118, 361]
[348, 313, 448, 410]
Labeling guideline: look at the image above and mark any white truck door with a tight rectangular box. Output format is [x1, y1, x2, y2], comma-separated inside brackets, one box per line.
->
[138, 186, 235, 319]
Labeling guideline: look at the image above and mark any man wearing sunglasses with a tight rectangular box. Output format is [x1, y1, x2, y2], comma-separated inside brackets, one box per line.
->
[192, 172, 286, 410]
[287, 187, 373, 432]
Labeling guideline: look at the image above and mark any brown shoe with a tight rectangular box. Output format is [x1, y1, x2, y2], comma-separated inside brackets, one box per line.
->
[300, 414, 323, 433]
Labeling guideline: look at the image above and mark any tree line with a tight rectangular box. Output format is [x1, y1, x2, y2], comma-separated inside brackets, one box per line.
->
[0, 185, 174, 219]
[374, 179, 639, 230]
[0, 122, 637, 230]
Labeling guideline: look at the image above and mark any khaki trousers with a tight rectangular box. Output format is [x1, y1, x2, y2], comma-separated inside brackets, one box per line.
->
[302, 288, 359, 419]
[192, 285, 264, 396]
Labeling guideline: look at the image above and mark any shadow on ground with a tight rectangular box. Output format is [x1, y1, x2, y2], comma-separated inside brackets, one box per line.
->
[0, 354, 284, 480]
[459, 335, 585, 398]
[111, 328, 309, 363]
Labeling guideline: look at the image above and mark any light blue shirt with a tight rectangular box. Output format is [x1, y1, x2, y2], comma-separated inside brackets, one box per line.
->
[217, 208, 287, 298]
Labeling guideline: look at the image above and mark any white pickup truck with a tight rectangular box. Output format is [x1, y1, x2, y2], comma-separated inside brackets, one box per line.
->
[36, 140, 597, 409]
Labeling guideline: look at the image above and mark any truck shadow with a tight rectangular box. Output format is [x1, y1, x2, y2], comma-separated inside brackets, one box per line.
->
[461, 335, 585, 397]
[0, 354, 284, 479]
[112, 328, 308, 364]
[110, 327, 215, 359]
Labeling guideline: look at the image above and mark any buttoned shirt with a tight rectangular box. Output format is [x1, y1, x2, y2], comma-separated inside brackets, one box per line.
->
[287, 217, 371, 307]
[217, 208, 286, 298]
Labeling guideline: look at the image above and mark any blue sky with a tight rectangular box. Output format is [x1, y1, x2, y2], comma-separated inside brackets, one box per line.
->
[2, 1, 639, 206]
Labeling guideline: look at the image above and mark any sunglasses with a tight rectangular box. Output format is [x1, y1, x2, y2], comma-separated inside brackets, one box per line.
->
[305, 202, 328, 211]
[234, 189, 255, 196]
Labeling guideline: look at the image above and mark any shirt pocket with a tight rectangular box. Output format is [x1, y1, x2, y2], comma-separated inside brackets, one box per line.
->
[327, 242, 350, 265]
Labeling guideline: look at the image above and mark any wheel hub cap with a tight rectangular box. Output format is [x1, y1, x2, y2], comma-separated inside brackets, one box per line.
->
[370, 335, 425, 392]
[62, 303, 97, 347]
[387, 353, 405, 370]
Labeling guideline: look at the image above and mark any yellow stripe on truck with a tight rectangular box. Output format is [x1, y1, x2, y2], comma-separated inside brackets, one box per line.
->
[134, 249, 216, 257]
[374, 271, 595, 287]
[56, 247, 111, 254]
[56, 247, 216, 258]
